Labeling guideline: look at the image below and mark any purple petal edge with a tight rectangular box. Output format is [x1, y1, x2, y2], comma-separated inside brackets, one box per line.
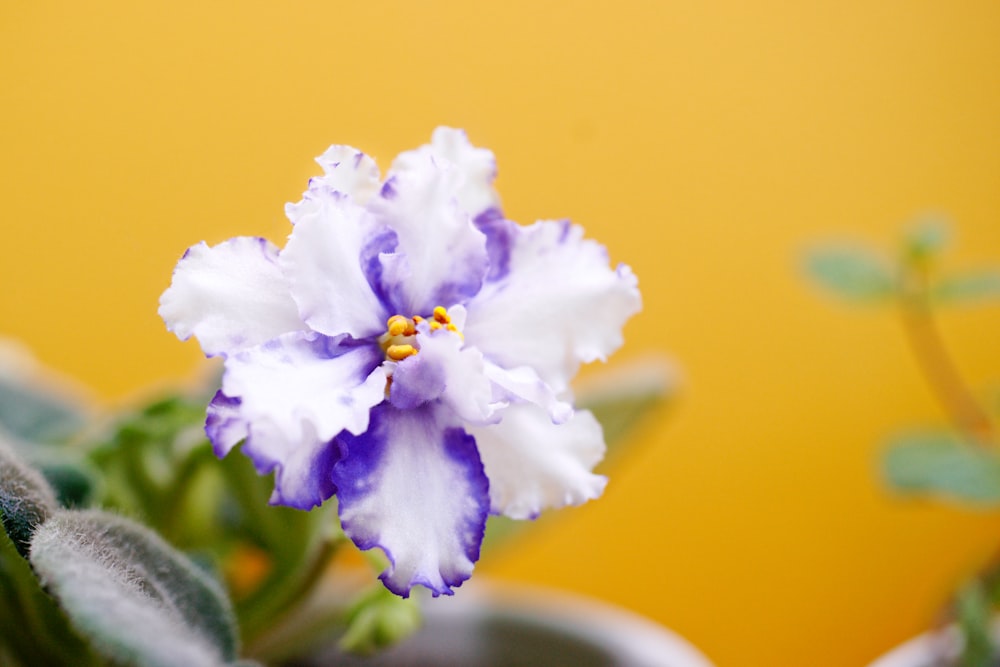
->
[267, 436, 344, 510]
[331, 405, 489, 597]
[474, 210, 515, 283]
[205, 390, 247, 458]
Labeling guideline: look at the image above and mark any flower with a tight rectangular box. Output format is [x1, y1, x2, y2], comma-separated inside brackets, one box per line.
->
[159, 128, 641, 597]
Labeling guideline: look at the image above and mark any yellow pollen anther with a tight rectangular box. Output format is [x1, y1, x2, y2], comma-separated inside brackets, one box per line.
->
[412, 315, 424, 323]
[386, 314, 415, 337]
[430, 321, 442, 331]
[386, 344, 417, 361]
[432, 306, 450, 324]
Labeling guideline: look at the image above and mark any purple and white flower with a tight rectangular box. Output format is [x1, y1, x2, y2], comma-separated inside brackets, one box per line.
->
[160, 128, 641, 597]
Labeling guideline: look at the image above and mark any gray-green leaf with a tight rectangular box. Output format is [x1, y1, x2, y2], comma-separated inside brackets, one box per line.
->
[0, 376, 87, 444]
[803, 247, 895, 302]
[0, 435, 57, 558]
[883, 432, 1000, 504]
[29, 510, 240, 667]
[931, 271, 1000, 305]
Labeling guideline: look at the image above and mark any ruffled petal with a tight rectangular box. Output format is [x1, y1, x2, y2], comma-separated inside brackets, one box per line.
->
[474, 208, 516, 282]
[206, 390, 343, 511]
[281, 193, 390, 338]
[205, 391, 247, 458]
[221, 331, 387, 446]
[389, 324, 499, 425]
[371, 160, 489, 315]
[159, 237, 306, 357]
[302, 144, 381, 206]
[470, 404, 607, 520]
[332, 404, 489, 597]
[390, 127, 500, 220]
[483, 361, 572, 424]
[243, 418, 342, 510]
[463, 219, 641, 391]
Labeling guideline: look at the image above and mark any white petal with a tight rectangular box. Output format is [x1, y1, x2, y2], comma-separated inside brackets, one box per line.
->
[332, 405, 489, 597]
[390, 325, 500, 425]
[221, 332, 387, 445]
[470, 404, 607, 520]
[372, 163, 490, 315]
[281, 195, 389, 338]
[483, 361, 572, 424]
[464, 219, 641, 391]
[312, 145, 381, 205]
[159, 237, 306, 357]
[242, 417, 343, 510]
[390, 127, 500, 218]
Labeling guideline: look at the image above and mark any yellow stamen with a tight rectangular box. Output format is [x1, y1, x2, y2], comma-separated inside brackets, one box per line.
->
[387, 319, 408, 337]
[386, 344, 418, 361]
[446, 322, 464, 339]
[430, 321, 442, 331]
[432, 306, 450, 324]
[386, 314, 416, 337]
[412, 315, 424, 323]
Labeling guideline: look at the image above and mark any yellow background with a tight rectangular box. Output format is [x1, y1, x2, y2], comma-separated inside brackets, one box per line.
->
[3, 2, 1000, 665]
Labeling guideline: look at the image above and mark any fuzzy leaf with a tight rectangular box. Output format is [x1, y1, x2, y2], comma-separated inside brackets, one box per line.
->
[0, 436, 57, 558]
[884, 432, 1000, 504]
[804, 247, 895, 302]
[29, 510, 240, 667]
[931, 271, 1000, 305]
[0, 524, 101, 666]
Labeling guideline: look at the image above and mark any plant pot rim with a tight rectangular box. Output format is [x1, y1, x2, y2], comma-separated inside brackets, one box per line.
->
[867, 620, 1000, 667]
[416, 579, 715, 667]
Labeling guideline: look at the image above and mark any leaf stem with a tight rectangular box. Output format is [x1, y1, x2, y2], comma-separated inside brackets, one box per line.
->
[898, 266, 993, 442]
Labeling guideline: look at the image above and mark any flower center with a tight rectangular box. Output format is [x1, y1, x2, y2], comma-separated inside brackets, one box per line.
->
[378, 306, 462, 361]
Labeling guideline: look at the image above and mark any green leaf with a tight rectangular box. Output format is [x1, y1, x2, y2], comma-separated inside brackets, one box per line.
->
[803, 247, 895, 302]
[956, 579, 996, 667]
[903, 218, 951, 263]
[931, 270, 1000, 305]
[32, 458, 97, 508]
[578, 382, 669, 462]
[29, 509, 240, 667]
[0, 377, 87, 445]
[0, 435, 57, 558]
[883, 432, 1000, 504]
[0, 521, 101, 666]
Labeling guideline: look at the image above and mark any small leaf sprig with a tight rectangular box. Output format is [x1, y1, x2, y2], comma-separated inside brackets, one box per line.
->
[805, 217, 1000, 667]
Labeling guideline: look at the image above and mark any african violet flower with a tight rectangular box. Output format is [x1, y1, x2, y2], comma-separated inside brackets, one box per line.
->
[159, 128, 641, 597]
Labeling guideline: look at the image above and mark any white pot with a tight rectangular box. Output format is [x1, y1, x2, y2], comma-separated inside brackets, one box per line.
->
[868, 622, 1000, 667]
[308, 580, 714, 667]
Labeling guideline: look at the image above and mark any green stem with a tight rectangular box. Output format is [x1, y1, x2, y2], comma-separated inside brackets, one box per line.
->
[159, 444, 215, 542]
[898, 267, 993, 442]
[242, 535, 343, 658]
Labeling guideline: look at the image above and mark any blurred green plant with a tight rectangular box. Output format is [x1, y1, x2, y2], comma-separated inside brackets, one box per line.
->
[805, 217, 1000, 667]
[0, 352, 667, 665]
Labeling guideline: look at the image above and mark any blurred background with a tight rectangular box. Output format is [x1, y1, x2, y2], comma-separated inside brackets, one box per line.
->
[2, 2, 1000, 665]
